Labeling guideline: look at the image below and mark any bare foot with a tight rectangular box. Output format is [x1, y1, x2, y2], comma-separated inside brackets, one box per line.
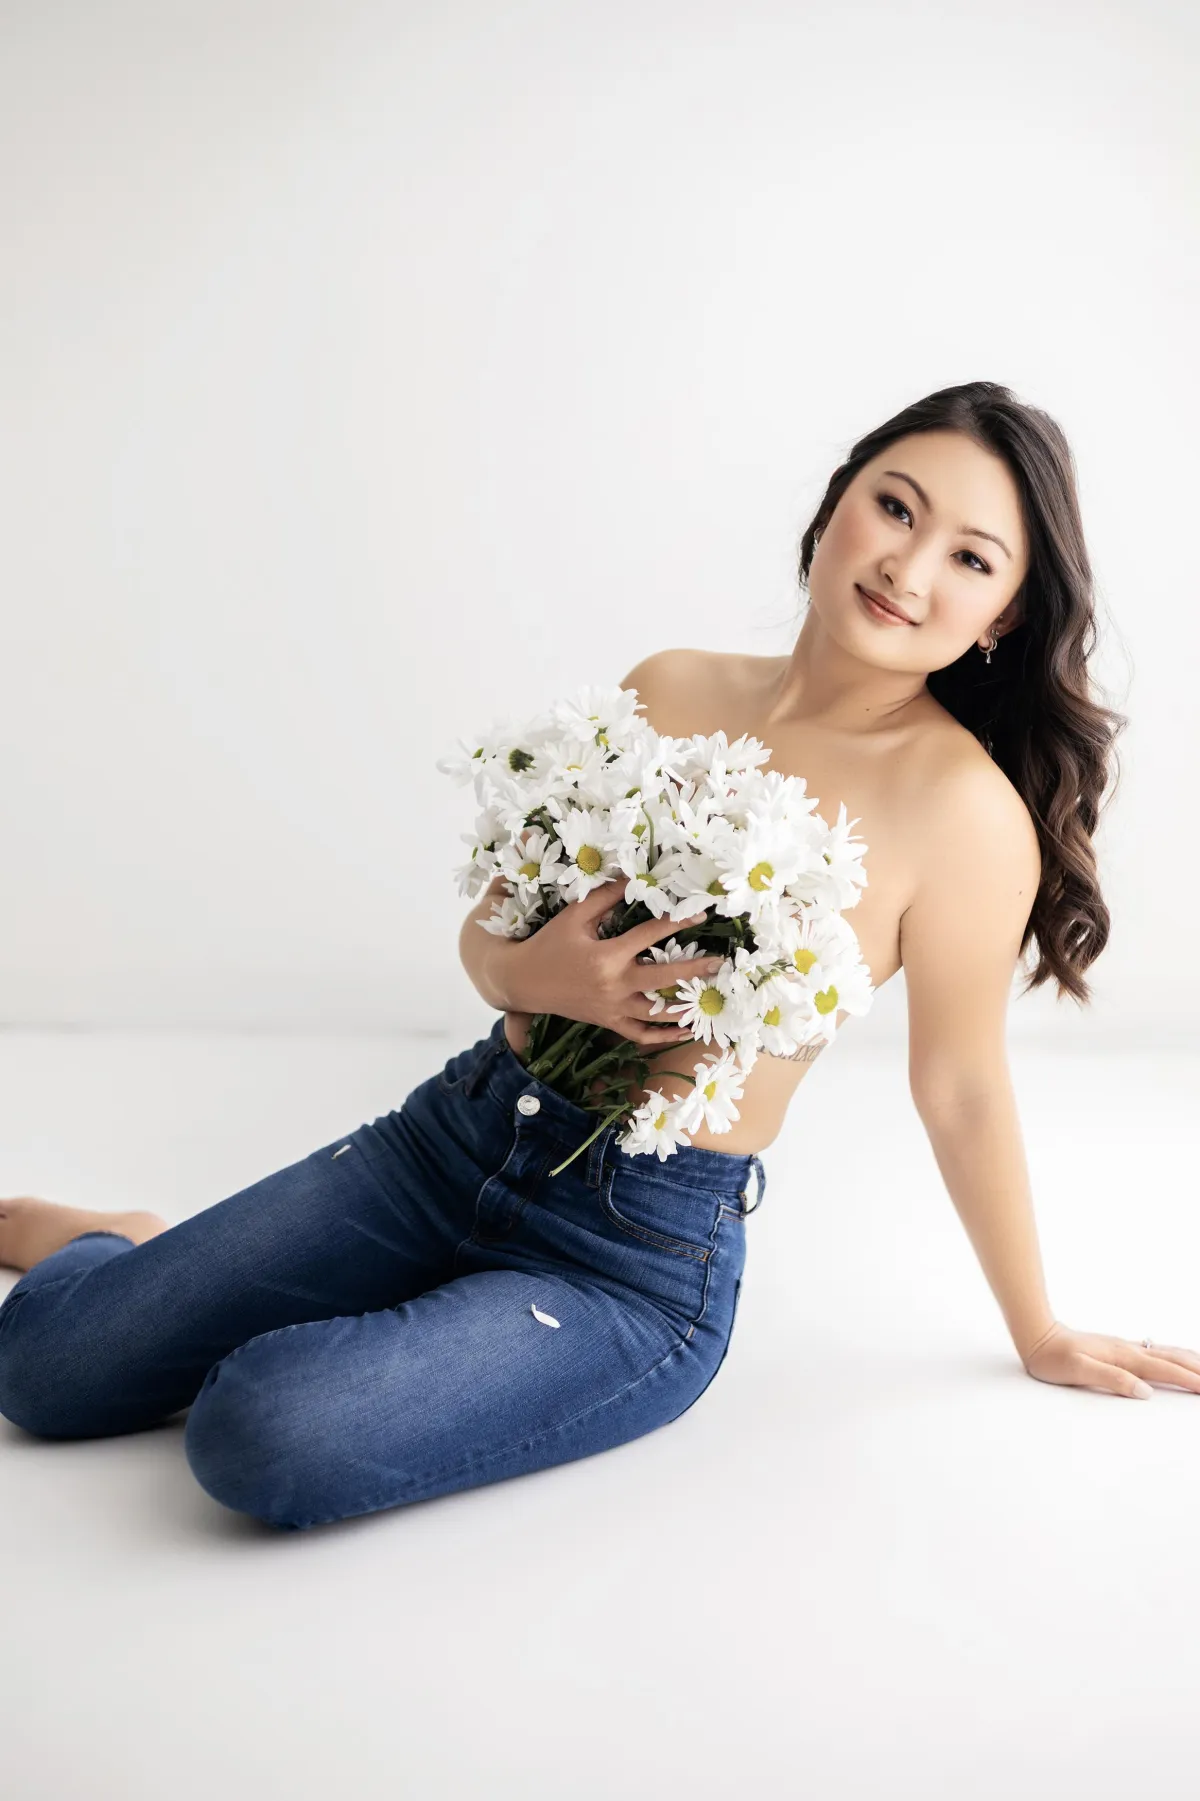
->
[0, 1196, 170, 1272]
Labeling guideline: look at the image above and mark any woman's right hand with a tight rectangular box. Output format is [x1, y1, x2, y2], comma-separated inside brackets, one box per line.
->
[510, 877, 725, 1049]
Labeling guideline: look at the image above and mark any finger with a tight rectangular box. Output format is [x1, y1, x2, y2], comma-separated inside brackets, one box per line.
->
[665, 961, 726, 984]
[571, 881, 631, 939]
[1134, 1344, 1200, 1377]
[628, 1006, 696, 1032]
[629, 999, 693, 1026]
[632, 955, 725, 980]
[1133, 1352, 1200, 1393]
[1077, 1353, 1153, 1399]
[575, 877, 626, 916]
[627, 973, 723, 1013]
[626, 907, 712, 954]
[635, 967, 717, 991]
[621, 1016, 697, 1048]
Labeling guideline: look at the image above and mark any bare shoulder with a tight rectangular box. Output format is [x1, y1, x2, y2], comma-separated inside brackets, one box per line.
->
[617, 645, 716, 700]
[917, 701, 1035, 819]
[618, 646, 769, 729]
[906, 706, 1042, 897]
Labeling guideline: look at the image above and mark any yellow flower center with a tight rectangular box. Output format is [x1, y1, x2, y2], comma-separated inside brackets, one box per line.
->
[576, 845, 603, 875]
[519, 861, 540, 879]
[699, 986, 724, 1017]
[793, 947, 817, 974]
[748, 860, 775, 892]
[814, 985, 839, 1015]
[763, 1004, 781, 1027]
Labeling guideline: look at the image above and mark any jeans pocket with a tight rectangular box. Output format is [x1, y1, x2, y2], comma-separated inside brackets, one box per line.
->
[599, 1158, 722, 1261]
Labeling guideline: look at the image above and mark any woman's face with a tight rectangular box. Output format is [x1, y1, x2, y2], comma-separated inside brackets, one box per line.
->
[808, 429, 1030, 671]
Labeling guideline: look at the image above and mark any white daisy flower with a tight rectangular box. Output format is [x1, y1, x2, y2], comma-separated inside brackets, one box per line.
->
[495, 826, 566, 900]
[663, 962, 752, 1051]
[635, 936, 716, 1014]
[440, 679, 877, 1166]
[549, 804, 627, 903]
[673, 1050, 747, 1137]
[616, 1090, 693, 1160]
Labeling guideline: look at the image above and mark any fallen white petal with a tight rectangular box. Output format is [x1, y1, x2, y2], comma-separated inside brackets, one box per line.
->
[530, 1303, 560, 1328]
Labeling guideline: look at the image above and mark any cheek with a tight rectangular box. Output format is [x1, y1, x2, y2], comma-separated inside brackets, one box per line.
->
[825, 503, 876, 565]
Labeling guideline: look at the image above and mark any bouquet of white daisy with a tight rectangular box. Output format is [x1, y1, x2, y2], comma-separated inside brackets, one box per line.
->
[437, 681, 875, 1171]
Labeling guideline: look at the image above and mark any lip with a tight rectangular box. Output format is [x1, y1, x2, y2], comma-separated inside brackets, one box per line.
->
[856, 584, 916, 625]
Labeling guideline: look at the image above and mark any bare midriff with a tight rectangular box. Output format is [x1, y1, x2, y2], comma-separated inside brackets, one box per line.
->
[502, 648, 965, 1156]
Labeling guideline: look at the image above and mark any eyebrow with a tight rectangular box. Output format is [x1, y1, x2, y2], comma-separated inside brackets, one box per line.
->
[881, 469, 1014, 561]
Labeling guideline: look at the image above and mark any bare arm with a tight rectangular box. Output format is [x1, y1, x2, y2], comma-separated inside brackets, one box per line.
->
[900, 759, 1054, 1362]
[457, 876, 528, 1012]
[917, 1083, 1054, 1362]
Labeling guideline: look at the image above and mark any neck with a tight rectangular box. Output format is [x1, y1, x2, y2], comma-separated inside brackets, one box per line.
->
[763, 611, 930, 735]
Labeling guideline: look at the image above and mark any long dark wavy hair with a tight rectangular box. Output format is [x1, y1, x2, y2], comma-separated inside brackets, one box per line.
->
[794, 381, 1130, 1007]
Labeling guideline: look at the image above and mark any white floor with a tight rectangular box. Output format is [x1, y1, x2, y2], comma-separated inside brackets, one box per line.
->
[1, 1024, 1198, 1801]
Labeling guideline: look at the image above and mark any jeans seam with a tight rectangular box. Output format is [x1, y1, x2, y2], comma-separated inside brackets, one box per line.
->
[449, 1110, 524, 1272]
[682, 1233, 718, 1343]
[0, 1286, 30, 1347]
[469, 1139, 559, 1242]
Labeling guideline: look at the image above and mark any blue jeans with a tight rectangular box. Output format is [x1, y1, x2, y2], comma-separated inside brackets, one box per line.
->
[0, 1017, 766, 1531]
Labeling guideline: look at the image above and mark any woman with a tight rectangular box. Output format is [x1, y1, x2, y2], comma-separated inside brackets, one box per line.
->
[2, 379, 1196, 1534]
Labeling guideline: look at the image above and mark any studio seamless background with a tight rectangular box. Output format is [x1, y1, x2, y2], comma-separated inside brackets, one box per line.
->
[1, 0, 1194, 1052]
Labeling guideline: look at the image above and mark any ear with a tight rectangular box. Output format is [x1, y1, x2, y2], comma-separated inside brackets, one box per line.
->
[989, 604, 1024, 642]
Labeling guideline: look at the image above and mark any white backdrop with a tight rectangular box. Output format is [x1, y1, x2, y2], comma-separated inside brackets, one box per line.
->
[2, 0, 1194, 1049]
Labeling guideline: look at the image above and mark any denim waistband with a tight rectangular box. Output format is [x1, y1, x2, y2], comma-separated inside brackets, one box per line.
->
[470, 1016, 767, 1210]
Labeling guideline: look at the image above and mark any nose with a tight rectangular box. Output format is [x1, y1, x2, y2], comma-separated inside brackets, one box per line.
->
[879, 549, 934, 601]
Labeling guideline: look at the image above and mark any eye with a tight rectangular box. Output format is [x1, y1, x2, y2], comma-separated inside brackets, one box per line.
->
[879, 492, 912, 526]
[876, 492, 992, 575]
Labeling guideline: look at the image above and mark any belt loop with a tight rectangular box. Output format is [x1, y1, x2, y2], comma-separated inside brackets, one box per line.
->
[740, 1154, 766, 1216]
[463, 1033, 503, 1100]
[463, 1059, 489, 1100]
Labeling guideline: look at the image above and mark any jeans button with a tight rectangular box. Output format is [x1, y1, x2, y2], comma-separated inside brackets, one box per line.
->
[517, 1094, 540, 1116]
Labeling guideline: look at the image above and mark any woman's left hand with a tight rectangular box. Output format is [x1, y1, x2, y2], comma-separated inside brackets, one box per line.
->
[1022, 1322, 1200, 1398]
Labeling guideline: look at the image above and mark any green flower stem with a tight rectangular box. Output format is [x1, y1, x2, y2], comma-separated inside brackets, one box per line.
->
[570, 1038, 639, 1085]
[547, 1103, 629, 1177]
[526, 1018, 591, 1085]
[529, 1013, 559, 1064]
[546, 1064, 704, 1177]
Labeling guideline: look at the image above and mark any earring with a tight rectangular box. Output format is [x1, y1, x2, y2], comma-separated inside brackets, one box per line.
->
[981, 627, 998, 665]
